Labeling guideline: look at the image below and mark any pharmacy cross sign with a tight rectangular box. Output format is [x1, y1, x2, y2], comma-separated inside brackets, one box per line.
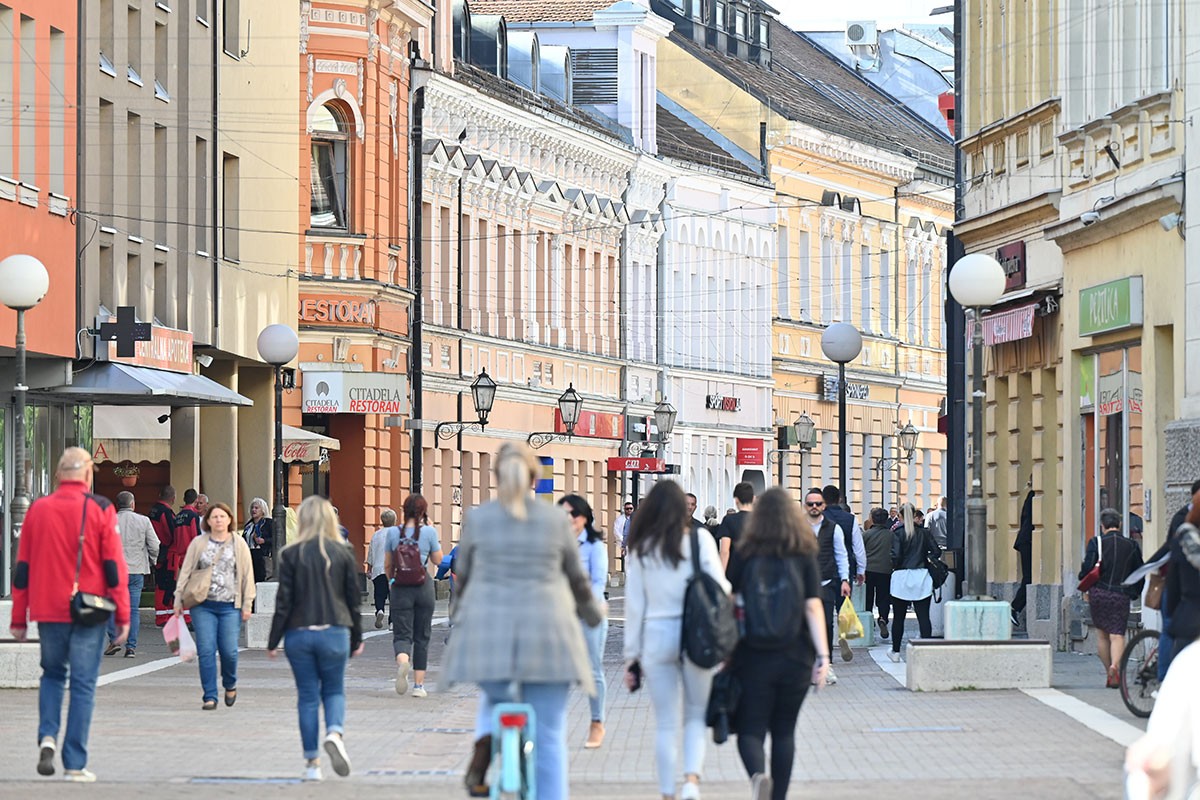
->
[99, 306, 152, 358]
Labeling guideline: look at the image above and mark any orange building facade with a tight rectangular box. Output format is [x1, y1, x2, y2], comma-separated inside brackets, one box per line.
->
[0, 0, 76, 359]
[290, 1, 433, 556]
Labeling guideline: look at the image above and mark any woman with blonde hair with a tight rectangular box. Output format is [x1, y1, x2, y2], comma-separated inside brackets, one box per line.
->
[174, 502, 256, 710]
[268, 495, 365, 782]
[243, 497, 274, 582]
[888, 502, 941, 662]
[444, 442, 604, 800]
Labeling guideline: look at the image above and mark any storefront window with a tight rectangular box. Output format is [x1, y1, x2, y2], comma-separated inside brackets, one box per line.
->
[1079, 345, 1144, 551]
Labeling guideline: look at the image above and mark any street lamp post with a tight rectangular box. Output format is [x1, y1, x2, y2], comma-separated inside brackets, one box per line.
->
[821, 323, 862, 499]
[434, 369, 498, 440]
[528, 385, 584, 449]
[768, 412, 817, 489]
[0, 255, 50, 597]
[948, 252, 1006, 599]
[257, 324, 300, 549]
[626, 399, 677, 506]
[874, 421, 921, 478]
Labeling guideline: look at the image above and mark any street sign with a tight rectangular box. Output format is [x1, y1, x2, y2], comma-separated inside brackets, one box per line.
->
[606, 457, 666, 473]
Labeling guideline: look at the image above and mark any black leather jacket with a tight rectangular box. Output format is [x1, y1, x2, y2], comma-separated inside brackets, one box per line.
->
[892, 525, 940, 570]
[267, 538, 363, 651]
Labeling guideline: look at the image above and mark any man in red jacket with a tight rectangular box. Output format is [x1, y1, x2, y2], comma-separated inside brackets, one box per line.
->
[148, 486, 176, 628]
[11, 447, 130, 783]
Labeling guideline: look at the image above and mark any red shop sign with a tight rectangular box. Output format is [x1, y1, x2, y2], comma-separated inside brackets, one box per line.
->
[736, 438, 765, 466]
[606, 457, 666, 473]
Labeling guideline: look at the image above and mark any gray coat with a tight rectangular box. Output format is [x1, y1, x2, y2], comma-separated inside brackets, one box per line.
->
[117, 508, 160, 575]
[442, 498, 603, 692]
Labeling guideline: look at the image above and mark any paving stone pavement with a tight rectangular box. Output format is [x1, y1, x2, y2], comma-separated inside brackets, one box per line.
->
[0, 597, 1128, 799]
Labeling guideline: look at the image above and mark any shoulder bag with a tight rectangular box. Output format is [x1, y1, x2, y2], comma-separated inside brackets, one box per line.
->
[70, 497, 117, 626]
[923, 530, 951, 601]
[177, 538, 216, 608]
[1077, 534, 1103, 592]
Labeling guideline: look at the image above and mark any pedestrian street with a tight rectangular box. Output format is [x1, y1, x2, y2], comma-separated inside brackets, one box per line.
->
[0, 594, 1134, 799]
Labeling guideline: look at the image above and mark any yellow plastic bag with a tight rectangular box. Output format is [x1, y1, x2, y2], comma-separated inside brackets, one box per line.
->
[838, 598, 864, 641]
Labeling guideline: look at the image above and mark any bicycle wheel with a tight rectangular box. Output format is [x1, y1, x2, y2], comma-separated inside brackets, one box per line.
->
[1120, 629, 1160, 719]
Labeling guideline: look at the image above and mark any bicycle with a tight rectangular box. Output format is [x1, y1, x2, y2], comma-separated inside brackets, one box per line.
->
[489, 702, 536, 799]
[1119, 627, 1160, 718]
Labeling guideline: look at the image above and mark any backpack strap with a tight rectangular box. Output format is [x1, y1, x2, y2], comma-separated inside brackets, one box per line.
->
[689, 525, 701, 578]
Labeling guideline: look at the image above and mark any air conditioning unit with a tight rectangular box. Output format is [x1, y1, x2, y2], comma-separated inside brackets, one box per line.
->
[846, 20, 878, 47]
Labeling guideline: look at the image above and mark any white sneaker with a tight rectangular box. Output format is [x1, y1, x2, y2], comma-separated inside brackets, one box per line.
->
[63, 769, 96, 783]
[375, 611, 385, 629]
[37, 737, 56, 776]
[680, 781, 701, 800]
[411, 684, 428, 698]
[887, 651, 901, 663]
[395, 662, 411, 695]
[750, 773, 773, 800]
[825, 667, 838, 685]
[323, 733, 351, 777]
[304, 763, 323, 782]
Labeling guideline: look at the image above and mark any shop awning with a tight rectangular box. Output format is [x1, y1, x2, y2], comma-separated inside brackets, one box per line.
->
[92, 405, 340, 464]
[36, 362, 253, 407]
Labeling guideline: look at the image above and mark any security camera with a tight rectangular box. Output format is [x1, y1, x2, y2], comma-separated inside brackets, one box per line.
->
[1160, 212, 1182, 232]
[1081, 211, 1101, 226]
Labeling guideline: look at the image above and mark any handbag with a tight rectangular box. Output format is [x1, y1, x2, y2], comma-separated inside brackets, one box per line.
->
[924, 531, 952, 601]
[1077, 533, 1103, 592]
[177, 539, 216, 609]
[1144, 570, 1166, 610]
[69, 497, 117, 627]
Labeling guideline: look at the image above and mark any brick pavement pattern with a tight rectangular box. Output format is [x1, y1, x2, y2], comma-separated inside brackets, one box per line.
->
[0, 598, 1126, 799]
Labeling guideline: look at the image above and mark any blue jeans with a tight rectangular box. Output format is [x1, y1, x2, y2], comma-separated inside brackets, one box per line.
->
[284, 627, 350, 759]
[190, 601, 241, 702]
[582, 619, 607, 723]
[107, 574, 145, 649]
[1159, 588, 1175, 681]
[37, 622, 106, 771]
[480, 681, 570, 800]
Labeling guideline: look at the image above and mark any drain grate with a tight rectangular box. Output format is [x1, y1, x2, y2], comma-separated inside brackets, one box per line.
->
[189, 777, 304, 785]
[366, 769, 459, 777]
[867, 725, 965, 734]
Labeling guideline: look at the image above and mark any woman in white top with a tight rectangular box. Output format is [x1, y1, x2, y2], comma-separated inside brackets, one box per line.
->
[624, 481, 730, 800]
[1125, 640, 1200, 799]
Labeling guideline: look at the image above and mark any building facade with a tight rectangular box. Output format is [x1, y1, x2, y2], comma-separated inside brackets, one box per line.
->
[289, 0, 433, 555]
[653, 0, 954, 512]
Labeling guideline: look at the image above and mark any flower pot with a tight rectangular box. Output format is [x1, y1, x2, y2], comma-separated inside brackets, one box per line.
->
[120, 475, 138, 487]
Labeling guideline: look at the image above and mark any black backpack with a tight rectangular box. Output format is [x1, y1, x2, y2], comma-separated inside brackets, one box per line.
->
[682, 527, 738, 668]
[741, 556, 806, 649]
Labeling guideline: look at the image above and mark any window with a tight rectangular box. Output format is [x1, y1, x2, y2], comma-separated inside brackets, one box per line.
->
[906, 256, 918, 342]
[878, 248, 890, 335]
[776, 226, 789, 318]
[0, 7, 12, 176]
[222, 0, 239, 57]
[126, 113, 141, 236]
[49, 28, 65, 195]
[154, 21, 169, 100]
[735, 10, 746, 38]
[154, 126, 167, 243]
[796, 230, 810, 321]
[920, 265, 932, 346]
[18, 15, 33, 181]
[860, 245, 871, 330]
[127, 5, 142, 85]
[840, 241, 852, 323]
[99, 0, 116, 74]
[820, 235, 833, 322]
[310, 104, 349, 229]
[569, 49, 618, 104]
[222, 153, 239, 261]
[195, 136, 209, 253]
[715, 3, 724, 27]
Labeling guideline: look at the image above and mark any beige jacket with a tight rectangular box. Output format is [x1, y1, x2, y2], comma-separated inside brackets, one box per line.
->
[175, 533, 256, 610]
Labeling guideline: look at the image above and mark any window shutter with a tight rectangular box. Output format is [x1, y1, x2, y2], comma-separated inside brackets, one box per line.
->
[570, 49, 618, 103]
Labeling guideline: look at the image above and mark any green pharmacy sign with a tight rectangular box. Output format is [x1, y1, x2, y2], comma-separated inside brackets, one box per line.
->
[1079, 276, 1143, 337]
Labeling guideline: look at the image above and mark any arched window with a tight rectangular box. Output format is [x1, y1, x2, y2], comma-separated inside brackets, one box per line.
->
[310, 104, 350, 229]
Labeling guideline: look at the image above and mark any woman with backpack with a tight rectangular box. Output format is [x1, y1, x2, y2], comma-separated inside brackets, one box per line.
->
[888, 502, 941, 662]
[728, 487, 829, 800]
[385, 494, 443, 698]
[558, 494, 609, 749]
[443, 442, 604, 800]
[624, 480, 730, 800]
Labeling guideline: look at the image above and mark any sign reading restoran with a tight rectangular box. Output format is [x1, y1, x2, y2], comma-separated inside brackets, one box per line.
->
[301, 371, 409, 415]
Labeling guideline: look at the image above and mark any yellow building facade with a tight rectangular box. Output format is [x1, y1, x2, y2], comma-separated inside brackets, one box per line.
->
[655, 14, 953, 510]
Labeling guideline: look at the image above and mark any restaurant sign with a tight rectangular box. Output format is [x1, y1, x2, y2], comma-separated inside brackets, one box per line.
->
[302, 371, 408, 415]
[554, 409, 624, 439]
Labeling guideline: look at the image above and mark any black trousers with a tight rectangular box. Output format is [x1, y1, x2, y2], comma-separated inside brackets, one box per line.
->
[1011, 546, 1033, 614]
[865, 571, 891, 622]
[372, 574, 390, 614]
[249, 549, 267, 584]
[891, 596, 932, 653]
[733, 649, 811, 800]
[391, 579, 435, 670]
[821, 583, 838, 652]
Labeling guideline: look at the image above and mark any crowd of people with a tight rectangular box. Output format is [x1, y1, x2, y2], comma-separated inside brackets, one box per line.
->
[14, 443, 1200, 796]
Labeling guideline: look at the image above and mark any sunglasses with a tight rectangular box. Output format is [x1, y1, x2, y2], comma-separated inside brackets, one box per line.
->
[805, 501, 825, 508]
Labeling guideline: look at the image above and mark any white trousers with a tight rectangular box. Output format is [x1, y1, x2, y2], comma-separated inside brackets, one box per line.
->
[640, 617, 713, 796]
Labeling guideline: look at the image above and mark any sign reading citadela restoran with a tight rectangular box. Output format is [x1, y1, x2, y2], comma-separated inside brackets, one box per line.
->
[1079, 276, 1143, 337]
[301, 371, 409, 415]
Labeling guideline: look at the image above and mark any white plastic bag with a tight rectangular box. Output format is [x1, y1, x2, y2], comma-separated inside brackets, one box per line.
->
[164, 614, 197, 663]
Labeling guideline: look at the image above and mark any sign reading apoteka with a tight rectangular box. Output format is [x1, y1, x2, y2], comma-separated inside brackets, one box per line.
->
[302, 371, 409, 415]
